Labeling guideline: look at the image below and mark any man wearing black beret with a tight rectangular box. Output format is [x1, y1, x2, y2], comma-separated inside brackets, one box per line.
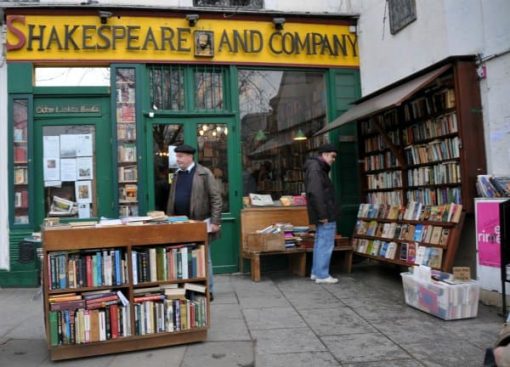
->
[166, 144, 222, 300]
[304, 143, 339, 284]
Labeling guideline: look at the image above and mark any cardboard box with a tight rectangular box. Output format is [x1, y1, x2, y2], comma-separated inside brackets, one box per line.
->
[401, 272, 480, 320]
[245, 232, 285, 252]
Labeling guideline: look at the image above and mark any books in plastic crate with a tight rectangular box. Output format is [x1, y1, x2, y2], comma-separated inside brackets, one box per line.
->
[401, 272, 479, 320]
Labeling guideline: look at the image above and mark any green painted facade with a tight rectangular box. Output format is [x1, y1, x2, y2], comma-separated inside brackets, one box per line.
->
[1, 62, 361, 287]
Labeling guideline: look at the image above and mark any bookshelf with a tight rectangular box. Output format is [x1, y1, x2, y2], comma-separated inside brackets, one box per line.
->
[352, 202, 465, 271]
[42, 222, 210, 361]
[115, 68, 139, 217]
[12, 98, 30, 225]
[358, 60, 486, 213]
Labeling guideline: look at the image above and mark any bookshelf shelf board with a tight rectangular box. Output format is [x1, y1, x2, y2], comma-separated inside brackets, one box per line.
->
[405, 157, 460, 169]
[363, 187, 404, 193]
[365, 167, 402, 174]
[13, 140, 28, 144]
[48, 284, 130, 295]
[119, 200, 138, 204]
[363, 148, 393, 155]
[352, 234, 448, 249]
[357, 217, 456, 227]
[14, 160, 28, 165]
[406, 132, 459, 145]
[407, 183, 461, 189]
[118, 160, 138, 164]
[119, 180, 138, 184]
[133, 278, 208, 288]
[355, 251, 441, 270]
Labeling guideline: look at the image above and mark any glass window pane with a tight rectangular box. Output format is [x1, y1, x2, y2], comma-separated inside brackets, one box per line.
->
[148, 65, 185, 110]
[195, 70, 223, 111]
[43, 126, 96, 219]
[13, 99, 29, 224]
[152, 124, 184, 211]
[197, 123, 229, 212]
[35, 67, 110, 86]
[239, 70, 328, 200]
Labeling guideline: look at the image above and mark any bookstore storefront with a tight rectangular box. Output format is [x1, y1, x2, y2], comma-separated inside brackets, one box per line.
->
[2, 8, 361, 286]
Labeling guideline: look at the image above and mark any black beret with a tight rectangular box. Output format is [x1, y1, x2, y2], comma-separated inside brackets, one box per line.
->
[317, 143, 338, 154]
[174, 144, 196, 154]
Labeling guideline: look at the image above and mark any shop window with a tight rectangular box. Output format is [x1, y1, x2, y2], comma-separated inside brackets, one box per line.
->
[194, 68, 224, 111]
[35, 67, 110, 86]
[12, 99, 30, 225]
[388, 0, 417, 35]
[148, 65, 185, 111]
[193, 0, 263, 9]
[239, 70, 329, 201]
[42, 126, 97, 219]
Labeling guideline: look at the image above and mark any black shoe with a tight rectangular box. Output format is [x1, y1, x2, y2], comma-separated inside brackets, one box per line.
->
[209, 293, 214, 302]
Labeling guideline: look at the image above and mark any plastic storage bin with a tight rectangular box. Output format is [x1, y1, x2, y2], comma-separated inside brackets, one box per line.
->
[401, 272, 480, 320]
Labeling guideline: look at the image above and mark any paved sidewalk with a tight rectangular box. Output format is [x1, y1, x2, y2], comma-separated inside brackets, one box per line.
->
[0, 263, 503, 366]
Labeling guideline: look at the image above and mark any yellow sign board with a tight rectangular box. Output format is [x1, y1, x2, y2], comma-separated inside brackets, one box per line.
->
[6, 15, 359, 67]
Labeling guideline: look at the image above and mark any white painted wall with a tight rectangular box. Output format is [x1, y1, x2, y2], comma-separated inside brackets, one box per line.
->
[0, 28, 9, 270]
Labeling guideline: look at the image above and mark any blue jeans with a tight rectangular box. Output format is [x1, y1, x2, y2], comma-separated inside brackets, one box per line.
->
[311, 221, 336, 279]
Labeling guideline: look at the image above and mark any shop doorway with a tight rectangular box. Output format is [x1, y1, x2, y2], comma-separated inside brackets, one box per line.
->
[32, 96, 113, 226]
[148, 117, 240, 274]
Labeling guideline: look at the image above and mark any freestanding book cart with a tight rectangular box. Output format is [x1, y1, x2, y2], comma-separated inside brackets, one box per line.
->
[42, 222, 209, 361]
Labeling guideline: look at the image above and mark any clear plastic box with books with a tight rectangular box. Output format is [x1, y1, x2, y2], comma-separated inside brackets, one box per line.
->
[401, 272, 479, 320]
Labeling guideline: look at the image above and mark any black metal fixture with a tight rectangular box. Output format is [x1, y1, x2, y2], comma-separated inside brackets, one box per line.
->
[273, 17, 285, 31]
[186, 14, 200, 27]
[98, 10, 112, 25]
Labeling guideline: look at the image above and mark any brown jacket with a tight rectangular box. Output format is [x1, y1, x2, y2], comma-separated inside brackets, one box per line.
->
[166, 163, 222, 239]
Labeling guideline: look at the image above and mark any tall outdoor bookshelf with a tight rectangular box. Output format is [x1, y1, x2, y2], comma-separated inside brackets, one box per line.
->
[42, 222, 209, 361]
[355, 59, 486, 268]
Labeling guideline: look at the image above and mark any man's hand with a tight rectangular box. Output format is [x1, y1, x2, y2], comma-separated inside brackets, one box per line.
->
[319, 219, 328, 224]
[210, 223, 221, 233]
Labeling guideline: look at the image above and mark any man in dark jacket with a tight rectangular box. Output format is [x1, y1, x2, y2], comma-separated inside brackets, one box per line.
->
[304, 143, 339, 284]
[166, 144, 222, 300]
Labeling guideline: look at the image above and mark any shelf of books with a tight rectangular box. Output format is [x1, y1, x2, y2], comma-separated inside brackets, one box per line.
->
[42, 221, 210, 361]
[12, 98, 30, 225]
[115, 68, 139, 217]
[352, 202, 464, 271]
[358, 60, 486, 213]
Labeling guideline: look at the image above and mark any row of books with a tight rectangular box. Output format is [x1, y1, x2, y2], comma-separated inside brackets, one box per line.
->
[402, 112, 458, 145]
[404, 137, 460, 166]
[360, 110, 399, 135]
[406, 186, 462, 206]
[357, 202, 463, 223]
[354, 239, 443, 268]
[407, 162, 461, 187]
[476, 175, 510, 197]
[402, 89, 455, 122]
[14, 145, 27, 162]
[47, 250, 128, 290]
[367, 171, 403, 190]
[364, 151, 400, 172]
[49, 304, 131, 346]
[119, 184, 138, 202]
[363, 130, 401, 153]
[356, 220, 450, 245]
[134, 296, 207, 335]
[117, 123, 136, 140]
[131, 244, 206, 284]
[367, 191, 404, 206]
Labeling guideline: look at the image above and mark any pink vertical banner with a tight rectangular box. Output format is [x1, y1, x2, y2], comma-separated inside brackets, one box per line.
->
[476, 200, 501, 267]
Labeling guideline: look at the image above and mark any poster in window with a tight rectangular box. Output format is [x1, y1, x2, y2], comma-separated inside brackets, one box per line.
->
[43, 136, 60, 158]
[168, 145, 178, 168]
[76, 157, 94, 180]
[60, 158, 77, 182]
[60, 135, 78, 158]
[76, 134, 93, 156]
[75, 180, 93, 204]
[78, 203, 91, 219]
[44, 157, 60, 181]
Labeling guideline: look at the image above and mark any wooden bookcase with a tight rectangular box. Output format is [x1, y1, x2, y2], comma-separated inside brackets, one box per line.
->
[352, 203, 465, 272]
[358, 59, 486, 214]
[355, 59, 485, 270]
[42, 222, 209, 361]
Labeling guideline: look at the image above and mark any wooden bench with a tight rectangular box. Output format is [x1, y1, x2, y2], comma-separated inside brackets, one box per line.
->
[241, 207, 353, 281]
